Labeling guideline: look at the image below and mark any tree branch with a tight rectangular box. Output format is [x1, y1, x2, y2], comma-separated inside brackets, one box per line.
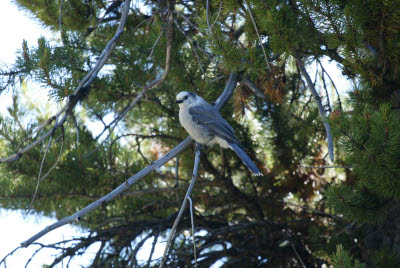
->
[159, 146, 201, 268]
[20, 136, 192, 247]
[296, 54, 334, 161]
[0, 0, 132, 163]
[243, 0, 271, 69]
[20, 73, 238, 247]
[82, 10, 174, 158]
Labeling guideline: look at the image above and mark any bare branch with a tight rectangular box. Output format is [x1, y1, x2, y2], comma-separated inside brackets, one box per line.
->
[173, 19, 215, 63]
[300, 164, 352, 169]
[27, 124, 65, 214]
[292, 243, 307, 268]
[0, 0, 132, 163]
[148, 29, 165, 59]
[317, 58, 343, 111]
[187, 196, 198, 268]
[20, 70, 238, 248]
[83, 11, 174, 158]
[243, 0, 271, 69]
[146, 232, 159, 268]
[215, 73, 238, 109]
[211, 1, 223, 30]
[242, 78, 266, 99]
[20, 136, 192, 247]
[296, 54, 334, 161]
[159, 146, 201, 268]
[27, 127, 55, 214]
[206, 0, 212, 33]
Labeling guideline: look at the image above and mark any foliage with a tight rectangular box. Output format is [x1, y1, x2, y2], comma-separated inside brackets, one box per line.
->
[0, 0, 399, 267]
[331, 245, 366, 268]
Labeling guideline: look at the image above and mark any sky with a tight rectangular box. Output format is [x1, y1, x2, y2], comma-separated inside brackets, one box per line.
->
[0, 1, 352, 267]
[0, 2, 164, 267]
[0, 2, 97, 267]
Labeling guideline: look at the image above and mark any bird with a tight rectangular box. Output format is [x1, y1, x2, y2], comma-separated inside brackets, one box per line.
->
[176, 91, 263, 176]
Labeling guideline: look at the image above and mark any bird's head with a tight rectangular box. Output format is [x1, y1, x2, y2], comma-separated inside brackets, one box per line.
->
[176, 91, 198, 107]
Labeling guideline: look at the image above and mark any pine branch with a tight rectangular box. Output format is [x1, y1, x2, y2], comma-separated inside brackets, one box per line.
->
[0, 0, 132, 163]
[20, 136, 193, 248]
[82, 11, 174, 158]
[296, 54, 335, 161]
[242, 77, 266, 99]
[20, 73, 238, 248]
[243, 0, 271, 69]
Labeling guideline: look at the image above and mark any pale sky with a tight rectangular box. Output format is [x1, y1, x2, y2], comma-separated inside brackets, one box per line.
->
[0, 1, 352, 267]
[0, 2, 163, 266]
[0, 1, 98, 267]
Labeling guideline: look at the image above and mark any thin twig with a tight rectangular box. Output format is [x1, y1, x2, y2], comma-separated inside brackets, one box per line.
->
[148, 29, 165, 59]
[146, 232, 158, 268]
[83, 11, 174, 158]
[296, 54, 334, 161]
[300, 164, 352, 169]
[210, 75, 227, 83]
[0, 0, 132, 163]
[159, 147, 201, 268]
[317, 59, 343, 111]
[173, 19, 214, 63]
[174, 156, 179, 187]
[320, 66, 332, 112]
[71, 113, 79, 147]
[292, 243, 307, 268]
[187, 196, 198, 268]
[206, 0, 212, 33]
[281, 200, 341, 218]
[28, 126, 65, 214]
[243, 0, 271, 69]
[242, 78, 266, 99]
[191, 44, 205, 77]
[173, 11, 202, 34]
[27, 117, 57, 214]
[21, 137, 192, 248]
[121, 181, 214, 197]
[211, 1, 223, 30]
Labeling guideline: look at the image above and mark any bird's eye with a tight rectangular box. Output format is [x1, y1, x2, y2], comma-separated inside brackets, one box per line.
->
[184, 96, 188, 100]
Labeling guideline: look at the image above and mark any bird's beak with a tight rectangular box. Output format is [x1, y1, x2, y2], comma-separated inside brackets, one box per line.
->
[176, 99, 183, 104]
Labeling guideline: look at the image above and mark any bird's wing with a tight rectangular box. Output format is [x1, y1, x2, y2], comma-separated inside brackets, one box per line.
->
[189, 105, 240, 144]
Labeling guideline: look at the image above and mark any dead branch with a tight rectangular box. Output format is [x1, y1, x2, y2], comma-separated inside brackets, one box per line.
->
[296, 54, 335, 161]
[20, 73, 238, 248]
[0, 0, 132, 163]
[243, 0, 271, 69]
[159, 146, 201, 268]
[82, 10, 174, 158]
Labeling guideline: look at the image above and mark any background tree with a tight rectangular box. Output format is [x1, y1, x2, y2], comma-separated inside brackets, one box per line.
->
[0, 0, 400, 267]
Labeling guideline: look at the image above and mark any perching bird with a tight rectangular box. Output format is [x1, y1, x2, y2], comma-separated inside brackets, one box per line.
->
[176, 91, 263, 176]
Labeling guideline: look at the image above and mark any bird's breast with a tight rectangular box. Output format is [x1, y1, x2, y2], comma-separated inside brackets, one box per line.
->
[179, 108, 214, 144]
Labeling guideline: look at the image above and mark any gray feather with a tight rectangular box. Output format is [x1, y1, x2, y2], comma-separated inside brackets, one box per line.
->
[230, 143, 263, 176]
[189, 105, 240, 144]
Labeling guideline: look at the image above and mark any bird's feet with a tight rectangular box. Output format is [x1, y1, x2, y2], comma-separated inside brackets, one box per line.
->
[195, 142, 204, 151]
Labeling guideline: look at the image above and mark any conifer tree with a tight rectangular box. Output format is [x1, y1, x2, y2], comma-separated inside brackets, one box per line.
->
[0, 0, 399, 267]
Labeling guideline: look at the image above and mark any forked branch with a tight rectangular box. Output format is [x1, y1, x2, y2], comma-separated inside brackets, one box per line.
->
[159, 147, 201, 268]
[296, 55, 334, 161]
[0, 0, 132, 163]
[20, 73, 238, 247]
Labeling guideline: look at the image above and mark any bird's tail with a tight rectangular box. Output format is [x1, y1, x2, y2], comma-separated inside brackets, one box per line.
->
[230, 143, 263, 176]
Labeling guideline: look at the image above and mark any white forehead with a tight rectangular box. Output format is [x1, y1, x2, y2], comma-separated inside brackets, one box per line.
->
[176, 91, 190, 100]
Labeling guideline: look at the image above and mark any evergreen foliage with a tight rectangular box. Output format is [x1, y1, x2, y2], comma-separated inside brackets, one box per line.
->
[0, 0, 400, 267]
[331, 245, 366, 268]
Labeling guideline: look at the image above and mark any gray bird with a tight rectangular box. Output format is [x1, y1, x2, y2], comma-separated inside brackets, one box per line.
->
[176, 91, 263, 176]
